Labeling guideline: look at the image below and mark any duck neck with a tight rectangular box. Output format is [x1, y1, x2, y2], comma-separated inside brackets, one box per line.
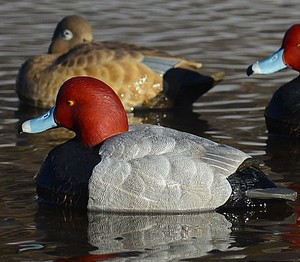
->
[76, 112, 129, 147]
[77, 127, 127, 147]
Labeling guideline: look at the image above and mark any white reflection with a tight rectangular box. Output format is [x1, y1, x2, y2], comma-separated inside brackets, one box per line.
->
[87, 211, 234, 260]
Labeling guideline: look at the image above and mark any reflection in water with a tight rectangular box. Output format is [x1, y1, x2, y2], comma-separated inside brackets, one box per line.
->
[266, 135, 300, 176]
[33, 204, 295, 261]
[87, 211, 232, 259]
[265, 135, 300, 202]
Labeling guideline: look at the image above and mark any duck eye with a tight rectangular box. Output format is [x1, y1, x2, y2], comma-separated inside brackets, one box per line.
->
[61, 29, 73, 41]
[66, 100, 75, 106]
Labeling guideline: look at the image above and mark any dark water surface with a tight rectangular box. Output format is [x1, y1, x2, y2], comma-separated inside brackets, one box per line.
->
[2, 0, 300, 261]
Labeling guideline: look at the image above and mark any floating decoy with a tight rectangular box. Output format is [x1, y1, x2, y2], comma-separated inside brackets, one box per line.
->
[20, 77, 297, 212]
[247, 24, 300, 136]
[16, 15, 224, 111]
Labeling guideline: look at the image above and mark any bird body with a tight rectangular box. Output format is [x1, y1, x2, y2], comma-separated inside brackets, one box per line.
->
[247, 24, 300, 136]
[20, 77, 296, 212]
[17, 15, 222, 111]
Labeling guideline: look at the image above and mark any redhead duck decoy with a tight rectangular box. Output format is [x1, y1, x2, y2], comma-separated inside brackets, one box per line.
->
[20, 77, 296, 212]
[16, 15, 224, 111]
[247, 24, 300, 136]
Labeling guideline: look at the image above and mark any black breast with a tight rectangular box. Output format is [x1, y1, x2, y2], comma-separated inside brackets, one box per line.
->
[265, 75, 300, 136]
[35, 139, 102, 208]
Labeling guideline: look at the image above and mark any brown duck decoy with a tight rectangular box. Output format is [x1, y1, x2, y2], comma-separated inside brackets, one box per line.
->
[16, 15, 224, 111]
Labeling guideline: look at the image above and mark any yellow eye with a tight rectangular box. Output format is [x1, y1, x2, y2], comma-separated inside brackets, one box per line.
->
[66, 100, 75, 106]
[297, 44, 300, 48]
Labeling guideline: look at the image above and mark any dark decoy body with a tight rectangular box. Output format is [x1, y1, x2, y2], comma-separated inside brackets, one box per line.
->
[247, 24, 300, 136]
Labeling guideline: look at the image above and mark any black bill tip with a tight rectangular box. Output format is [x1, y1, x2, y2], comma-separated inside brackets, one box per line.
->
[246, 65, 254, 76]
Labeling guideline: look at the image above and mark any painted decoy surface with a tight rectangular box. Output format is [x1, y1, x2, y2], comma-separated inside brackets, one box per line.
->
[247, 24, 300, 136]
[20, 77, 296, 212]
[16, 15, 224, 111]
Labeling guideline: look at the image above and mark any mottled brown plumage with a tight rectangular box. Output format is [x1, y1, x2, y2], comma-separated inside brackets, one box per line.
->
[16, 15, 223, 110]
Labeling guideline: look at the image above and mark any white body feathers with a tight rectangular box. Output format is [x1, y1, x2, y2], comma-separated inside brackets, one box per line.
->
[88, 125, 250, 212]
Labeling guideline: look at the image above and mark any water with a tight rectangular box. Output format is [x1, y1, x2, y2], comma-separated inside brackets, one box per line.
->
[1, 0, 300, 261]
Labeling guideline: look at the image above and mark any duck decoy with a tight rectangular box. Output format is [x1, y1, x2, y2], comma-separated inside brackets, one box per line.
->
[19, 76, 296, 212]
[16, 15, 224, 111]
[247, 24, 300, 136]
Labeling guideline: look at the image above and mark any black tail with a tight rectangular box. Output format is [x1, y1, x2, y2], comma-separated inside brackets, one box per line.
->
[219, 163, 296, 210]
[163, 68, 224, 108]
